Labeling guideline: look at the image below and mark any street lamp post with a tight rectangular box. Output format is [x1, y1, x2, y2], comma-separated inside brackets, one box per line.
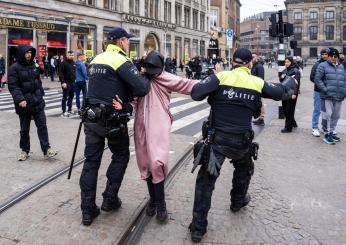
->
[65, 16, 74, 51]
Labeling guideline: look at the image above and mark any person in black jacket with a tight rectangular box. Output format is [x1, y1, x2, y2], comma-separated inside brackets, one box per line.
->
[280, 56, 301, 133]
[251, 54, 265, 126]
[8, 45, 57, 161]
[60, 51, 76, 117]
[310, 48, 329, 137]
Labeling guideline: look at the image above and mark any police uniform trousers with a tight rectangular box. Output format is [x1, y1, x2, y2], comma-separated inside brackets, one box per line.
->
[191, 132, 254, 233]
[79, 119, 129, 211]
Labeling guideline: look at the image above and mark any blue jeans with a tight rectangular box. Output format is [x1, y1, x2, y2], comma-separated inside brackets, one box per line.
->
[75, 81, 87, 110]
[312, 91, 320, 129]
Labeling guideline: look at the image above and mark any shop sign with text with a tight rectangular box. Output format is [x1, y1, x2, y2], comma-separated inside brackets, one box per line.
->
[0, 17, 67, 31]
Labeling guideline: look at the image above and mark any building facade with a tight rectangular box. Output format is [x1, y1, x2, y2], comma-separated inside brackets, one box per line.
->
[285, 0, 346, 59]
[209, 0, 241, 60]
[240, 12, 277, 58]
[0, 0, 209, 68]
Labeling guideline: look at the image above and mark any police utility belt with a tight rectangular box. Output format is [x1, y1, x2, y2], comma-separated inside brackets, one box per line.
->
[84, 104, 130, 138]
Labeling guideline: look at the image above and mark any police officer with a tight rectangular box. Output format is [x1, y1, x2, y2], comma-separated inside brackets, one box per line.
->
[189, 48, 298, 242]
[79, 27, 150, 226]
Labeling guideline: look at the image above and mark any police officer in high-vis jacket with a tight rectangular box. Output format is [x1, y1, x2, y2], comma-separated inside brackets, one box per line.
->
[79, 27, 150, 226]
[189, 48, 298, 242]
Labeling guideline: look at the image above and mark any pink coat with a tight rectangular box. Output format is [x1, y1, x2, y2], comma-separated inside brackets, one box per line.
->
[133, 71, 199, 183]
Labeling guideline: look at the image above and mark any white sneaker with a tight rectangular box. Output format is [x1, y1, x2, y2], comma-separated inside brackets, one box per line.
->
[44, 148, 58, 159]
[18, 151, 29, 161]
[312, 128, 320, 137]
[61, 112, 69, 118]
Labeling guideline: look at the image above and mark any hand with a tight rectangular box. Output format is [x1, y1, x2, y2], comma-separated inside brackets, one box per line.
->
[19, 101, 27, 108]
[291, 94, 297, 99]
[215, 63, 223, 73]
[112, 95, 123, 110]
[141, 67, 146, 73]
[62, 83, 67, 89]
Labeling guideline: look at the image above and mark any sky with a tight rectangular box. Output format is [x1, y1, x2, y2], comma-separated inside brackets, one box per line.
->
[240, 0, 286, 21]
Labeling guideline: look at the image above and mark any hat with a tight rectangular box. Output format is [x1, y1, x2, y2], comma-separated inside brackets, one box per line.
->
[108, 27, 135, 40]
[143, 51, 164, 76]
[320, 48, 329, 55]
[328, 48, 339, 58]
[233, 48, 252, 65]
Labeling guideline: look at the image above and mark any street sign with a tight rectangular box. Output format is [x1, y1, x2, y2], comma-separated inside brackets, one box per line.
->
[226, 29, 233, 39]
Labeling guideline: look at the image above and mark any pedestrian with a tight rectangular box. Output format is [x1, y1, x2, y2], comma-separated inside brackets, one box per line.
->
[121, 51, 198, 223]
[0, 54, 5, 89]
[79, 27, 150, 226]
[75, 53, 88, 115]
[251, 53, 265, 126]
[49, 55, 56, 81]
[43, 53, 49, 78]
[8, 45, 57, 161]
[60, 51, 76, 117]
[314, 48, 346, 144]
[280, 56, 300, 133]
[188, 48, 298, 242]
[310, 48, 329, 137]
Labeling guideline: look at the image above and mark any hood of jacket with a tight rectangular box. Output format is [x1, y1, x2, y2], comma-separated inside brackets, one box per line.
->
[17, 45, 36, 65]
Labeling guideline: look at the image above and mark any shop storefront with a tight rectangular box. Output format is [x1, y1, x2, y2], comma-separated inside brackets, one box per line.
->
[0, 16, 93, 67]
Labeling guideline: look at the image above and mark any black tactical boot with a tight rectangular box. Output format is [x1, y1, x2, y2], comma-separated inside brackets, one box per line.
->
[81, 194, 100, 226]
[101, 181, 122, 212]
[82, 206, 100, 226]
[146, 177, 156, 216]
[230, 194, 251, 212]
[153, 181, 168, 223]
[189, 223, 206, 243]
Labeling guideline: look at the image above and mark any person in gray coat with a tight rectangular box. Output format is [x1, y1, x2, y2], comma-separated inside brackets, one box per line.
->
[315, 48, 346, 144]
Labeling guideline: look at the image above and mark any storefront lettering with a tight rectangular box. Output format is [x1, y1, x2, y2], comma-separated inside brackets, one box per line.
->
[122, 14, 176, 30]
[0, 17, 67, 31]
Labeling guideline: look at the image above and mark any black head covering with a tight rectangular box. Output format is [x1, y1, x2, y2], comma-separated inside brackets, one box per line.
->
[143, 51, 164, 76]
[17, 45, 36, 65]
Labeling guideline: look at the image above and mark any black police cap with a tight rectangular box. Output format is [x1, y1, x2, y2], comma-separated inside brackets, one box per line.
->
[108, 27, 135, 40]
[233, 48, 252, 65]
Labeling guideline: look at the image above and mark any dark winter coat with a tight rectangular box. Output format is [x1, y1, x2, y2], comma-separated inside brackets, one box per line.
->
[281, 64, 301, 95]
[251, 62, 265, 80]
[8, 45, 45, 115]
[59, 59, 76, 84]
[310, 58, 324, 92]
[315, 61, 346, 101]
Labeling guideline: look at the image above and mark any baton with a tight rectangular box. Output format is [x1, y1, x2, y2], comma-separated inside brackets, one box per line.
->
[67, 120, 83, 179]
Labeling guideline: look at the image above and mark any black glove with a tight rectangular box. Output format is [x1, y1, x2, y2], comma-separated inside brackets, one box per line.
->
[206, 147, 221, 177]
[281, 76, 298, 93]
[191, 142, 207, 173]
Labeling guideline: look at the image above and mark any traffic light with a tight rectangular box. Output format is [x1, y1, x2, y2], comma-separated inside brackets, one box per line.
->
[284, 23, 294, 37]
[290, 40, 298, 49]
[269, 13, 278, 37]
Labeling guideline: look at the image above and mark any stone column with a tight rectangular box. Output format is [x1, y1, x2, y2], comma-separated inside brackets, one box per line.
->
[96, 0, 103, 8]
[96, 23, 104, 54]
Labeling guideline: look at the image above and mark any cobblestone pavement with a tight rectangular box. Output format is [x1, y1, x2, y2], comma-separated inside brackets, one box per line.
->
[0, 134, 195, 244]
[138, 66, 346, 244]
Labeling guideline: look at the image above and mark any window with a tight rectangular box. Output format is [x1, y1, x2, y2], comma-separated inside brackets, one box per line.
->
[184, 7, 191, 28]
[209, 9, 218, 27]
[193, 10, 198, 30]
[343, 26, 346, 40]
[309, 26, 318, 40]
[294, 26, 302, 40]
[326, 25, 334, 40]
[175, 4, 182, 26]
[129, 0, 139, 14]
[164, 1, 172, 23]
[145, 0, 158, 19]
[104, 0, 116, 10]
[325, 11, 334, 19]
[343, 11, 346, 19]
[309, 12, 318, 20]
[310, 48, 318, 58]
[80, 0, 95, 5]
[294, 12, 302, 20]
[200, 13, 205, 31]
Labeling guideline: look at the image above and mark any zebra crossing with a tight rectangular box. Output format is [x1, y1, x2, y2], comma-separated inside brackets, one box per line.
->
[0, 89, 210, 137]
